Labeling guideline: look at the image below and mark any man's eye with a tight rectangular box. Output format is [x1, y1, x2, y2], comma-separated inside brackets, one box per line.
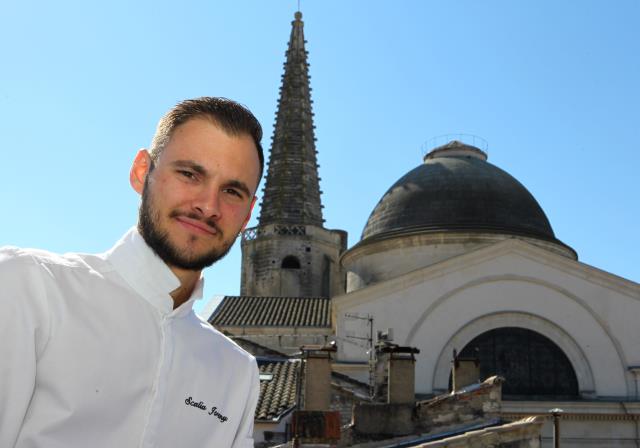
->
[224, 188, 242, 198]
[178, 170, 196, 180]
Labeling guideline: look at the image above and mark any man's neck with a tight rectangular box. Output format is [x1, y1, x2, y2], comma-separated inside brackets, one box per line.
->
[169, 267, 201, 309]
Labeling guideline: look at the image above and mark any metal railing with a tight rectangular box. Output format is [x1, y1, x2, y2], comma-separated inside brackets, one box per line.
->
[421, 133, 489, 157]
[241, 224, 307, 241]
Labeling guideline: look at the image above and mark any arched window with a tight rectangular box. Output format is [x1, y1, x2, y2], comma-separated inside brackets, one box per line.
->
[281, 255, 301, 269]
[457, 327, 579, 399]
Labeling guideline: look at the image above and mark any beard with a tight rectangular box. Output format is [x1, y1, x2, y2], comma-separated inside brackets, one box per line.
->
[137, 178, 236, 271]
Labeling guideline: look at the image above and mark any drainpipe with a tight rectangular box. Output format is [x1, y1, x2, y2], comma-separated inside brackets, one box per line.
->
[549, 408, 563, 448]
[628, 367, 640, 400]
[628, 367, 640, 448]
[621, 402, 640, 448]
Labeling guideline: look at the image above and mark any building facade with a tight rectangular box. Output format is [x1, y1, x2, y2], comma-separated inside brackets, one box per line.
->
[333, 141, 640, 447]
[210, 11, 640, 448]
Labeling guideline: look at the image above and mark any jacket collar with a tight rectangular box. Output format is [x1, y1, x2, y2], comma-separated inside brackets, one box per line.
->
[104, 227, 204, 315]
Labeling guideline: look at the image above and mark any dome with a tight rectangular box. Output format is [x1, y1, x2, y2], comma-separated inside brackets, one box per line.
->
[361, 141, 564, 246]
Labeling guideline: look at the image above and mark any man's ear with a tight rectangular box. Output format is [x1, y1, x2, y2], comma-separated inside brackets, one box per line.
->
[241, 196, 258, 232]
[130, 149, 152, 195]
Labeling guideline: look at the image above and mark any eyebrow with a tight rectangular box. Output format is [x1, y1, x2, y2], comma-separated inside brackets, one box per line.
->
[172, 160, 208, 176]
[171, 160, 253, 198]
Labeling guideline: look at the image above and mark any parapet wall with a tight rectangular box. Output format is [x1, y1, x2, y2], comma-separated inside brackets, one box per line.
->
[352, 376, 504, 438]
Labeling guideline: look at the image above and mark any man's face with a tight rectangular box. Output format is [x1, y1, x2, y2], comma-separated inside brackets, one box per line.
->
[135, 118, 260, 271]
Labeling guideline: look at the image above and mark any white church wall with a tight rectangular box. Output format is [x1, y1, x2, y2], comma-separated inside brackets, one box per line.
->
[504, 401, 640, 448]
[343, 232, 576, 292]
[416, 277, 627, 397]
[429, 311, 595, 395]
[335, 240, 640, 398]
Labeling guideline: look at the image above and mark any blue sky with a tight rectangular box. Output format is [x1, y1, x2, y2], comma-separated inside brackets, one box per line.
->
[2, 1, 638, 314]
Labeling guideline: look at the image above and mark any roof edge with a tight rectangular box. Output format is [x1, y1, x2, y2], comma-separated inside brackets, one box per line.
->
[347, 227, 577, 263]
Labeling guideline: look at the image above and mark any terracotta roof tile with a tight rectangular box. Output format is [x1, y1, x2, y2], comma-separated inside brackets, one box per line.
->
[209, 296, 331, 328]
[256, 359, 300, 421]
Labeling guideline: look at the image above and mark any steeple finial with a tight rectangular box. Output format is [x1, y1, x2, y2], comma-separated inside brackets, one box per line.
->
[258, 11, 324, 226]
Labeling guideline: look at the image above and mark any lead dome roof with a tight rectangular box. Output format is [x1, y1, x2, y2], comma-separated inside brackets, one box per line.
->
[361, 141, 565, 245]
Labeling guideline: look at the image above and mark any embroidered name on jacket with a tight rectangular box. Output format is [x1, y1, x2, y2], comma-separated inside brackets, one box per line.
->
[184, 396, 229, 423]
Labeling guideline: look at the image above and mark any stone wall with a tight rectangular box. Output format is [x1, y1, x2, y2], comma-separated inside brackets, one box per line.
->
[329, 372, 371, 428]
[241, 224, 347, 298]
[351, 376, 503, 438]
[416, 416, 543, 448]
[228, 331, 331, 356]
[414, 376, 502, 430]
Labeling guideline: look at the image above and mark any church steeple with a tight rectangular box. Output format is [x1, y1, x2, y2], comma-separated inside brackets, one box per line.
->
[258, 11, 324, 227]
[240, 12, 346, 299]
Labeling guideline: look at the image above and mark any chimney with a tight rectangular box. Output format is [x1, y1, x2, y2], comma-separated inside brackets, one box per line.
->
[374, 333, 420, 404]
[451, 348, 481, 391]
[300, 344, 336, 411]
[293, 344, 341, 446]
[388, 351, 417, 404]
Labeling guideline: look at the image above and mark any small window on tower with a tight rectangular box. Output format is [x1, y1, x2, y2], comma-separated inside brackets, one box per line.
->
[281, 255, 301, 269]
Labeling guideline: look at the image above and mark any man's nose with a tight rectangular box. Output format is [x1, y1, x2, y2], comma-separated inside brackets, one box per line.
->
[192, 187, 221, 218]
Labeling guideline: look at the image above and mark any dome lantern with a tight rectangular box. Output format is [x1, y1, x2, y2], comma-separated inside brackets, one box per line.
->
[424, 140, 487, 162]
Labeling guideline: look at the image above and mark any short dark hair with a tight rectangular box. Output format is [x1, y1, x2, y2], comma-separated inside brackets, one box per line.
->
[150, 97, 264, 180]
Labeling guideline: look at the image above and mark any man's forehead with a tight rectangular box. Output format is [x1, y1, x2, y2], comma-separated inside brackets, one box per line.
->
[172, 116, 247, 141]
[160, 120, 260, 189]
[163, 118, 257, 159]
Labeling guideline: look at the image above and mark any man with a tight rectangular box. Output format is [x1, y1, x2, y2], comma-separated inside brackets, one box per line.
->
[0, 97, 263, 447]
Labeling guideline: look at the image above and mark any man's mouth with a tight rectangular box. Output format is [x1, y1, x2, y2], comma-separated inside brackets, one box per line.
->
[173, 215, 220, 237]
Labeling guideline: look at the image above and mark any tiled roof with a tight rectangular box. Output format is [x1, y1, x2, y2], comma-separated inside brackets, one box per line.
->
[232, 337, 289, 358]
[256, 359, 300, 421]
[209, 296, 331, 328]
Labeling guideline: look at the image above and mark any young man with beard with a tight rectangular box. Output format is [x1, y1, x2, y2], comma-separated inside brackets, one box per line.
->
[0, 97, 264, 447]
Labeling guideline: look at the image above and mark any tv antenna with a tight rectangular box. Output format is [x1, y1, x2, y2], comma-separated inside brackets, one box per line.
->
[343, 313, 375, 397]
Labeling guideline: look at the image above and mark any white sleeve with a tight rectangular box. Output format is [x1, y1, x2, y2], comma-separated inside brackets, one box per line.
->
[0, 249, 50, 447]
[230, 357, 260, 448]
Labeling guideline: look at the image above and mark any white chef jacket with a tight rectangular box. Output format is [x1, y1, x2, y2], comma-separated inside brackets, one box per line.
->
[0, 228, 259, 448]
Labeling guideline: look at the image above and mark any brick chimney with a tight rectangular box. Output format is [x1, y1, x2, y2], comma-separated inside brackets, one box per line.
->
[292, 344, 341, 446]
[451, 348, 481, 391]
[300, 344, 336, 410]
[374, 336, 420, 404]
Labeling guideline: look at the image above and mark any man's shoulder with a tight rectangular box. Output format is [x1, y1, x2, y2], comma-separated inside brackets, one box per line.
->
[1, 246, 65, 269]
[190, 313, 257, 366]
[0, 246, 82, 269]
[0, 246, 101, 279]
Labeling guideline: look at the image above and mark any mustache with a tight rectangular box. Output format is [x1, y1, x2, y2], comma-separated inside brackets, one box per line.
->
[169, 211, 223, 236]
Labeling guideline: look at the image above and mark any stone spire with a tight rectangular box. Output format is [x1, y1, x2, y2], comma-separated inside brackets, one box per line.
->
[258, 11, 324, 227]
[240, 11, 347, 299]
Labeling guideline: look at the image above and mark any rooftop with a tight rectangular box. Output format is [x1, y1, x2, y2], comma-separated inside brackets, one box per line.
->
[256, 358, 300, 421]
[209, 296, 332, 328]
[360, 141, 568, 250]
